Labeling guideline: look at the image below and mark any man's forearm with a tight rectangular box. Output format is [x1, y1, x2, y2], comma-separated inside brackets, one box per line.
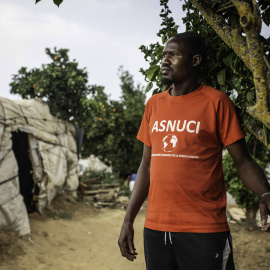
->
[227, 139, 270, 198]
[124, 163, 150, 224]
[237, 159, 270, 197]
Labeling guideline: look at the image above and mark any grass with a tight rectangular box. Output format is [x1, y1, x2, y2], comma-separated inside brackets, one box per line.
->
[44, 208, 72, 220]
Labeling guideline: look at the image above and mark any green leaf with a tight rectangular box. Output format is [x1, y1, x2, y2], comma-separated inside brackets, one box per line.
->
[160, 85, 167, 92]
[162, 36, 167, 44]
[145, 82, 153, 93]
[156, 45, 164, 55]
[152, 88, 159, 95]
[223, 53, 235, 71]
[230, 76, 242, 90]
[208, 62, 221, 74]
[211, 0, 220, 8]
[145, 65, 160, 81]
[53, 0, 63, 7]
[262, 7, 270, 26]
[193, 17, 200, 25]
[35, 0, 42, 3]
[217, 69, 226, 85]
[215, 50, 222, 62]
[246, 92, 255, 104]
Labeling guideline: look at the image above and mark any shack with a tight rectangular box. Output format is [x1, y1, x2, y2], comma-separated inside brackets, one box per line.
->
[0, 97, 79, 236]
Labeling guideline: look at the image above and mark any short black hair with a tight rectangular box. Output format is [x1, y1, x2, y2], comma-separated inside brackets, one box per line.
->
[170, 31, 206, 63]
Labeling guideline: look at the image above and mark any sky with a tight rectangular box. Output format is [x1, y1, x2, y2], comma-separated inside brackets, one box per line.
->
[0, 0, 269, 101]
[0, 0, 184, 101]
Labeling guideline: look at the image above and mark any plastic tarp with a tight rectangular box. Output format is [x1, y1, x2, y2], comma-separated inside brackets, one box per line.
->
[0, 97, 79, 235]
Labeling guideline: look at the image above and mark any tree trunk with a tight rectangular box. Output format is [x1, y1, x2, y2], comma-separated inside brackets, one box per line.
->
[245, 208, 258, 231]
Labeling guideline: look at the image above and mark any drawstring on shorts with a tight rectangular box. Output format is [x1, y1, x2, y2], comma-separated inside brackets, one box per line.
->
[164, 231, 172, 245]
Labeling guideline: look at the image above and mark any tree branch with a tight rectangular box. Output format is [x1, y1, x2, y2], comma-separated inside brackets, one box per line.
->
[252, 0, 261, 34]
[246, 119, 270, 148]
[216, 2, 234, 13]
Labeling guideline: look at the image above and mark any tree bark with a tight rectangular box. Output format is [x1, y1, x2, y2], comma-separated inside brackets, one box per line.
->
[245, 208, 258, 231]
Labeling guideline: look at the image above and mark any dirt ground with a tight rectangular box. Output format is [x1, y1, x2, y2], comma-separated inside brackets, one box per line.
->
[0, 195, 270, 270]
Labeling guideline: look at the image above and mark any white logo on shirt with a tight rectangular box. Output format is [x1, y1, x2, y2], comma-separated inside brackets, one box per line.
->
[162, 134, 178, 152]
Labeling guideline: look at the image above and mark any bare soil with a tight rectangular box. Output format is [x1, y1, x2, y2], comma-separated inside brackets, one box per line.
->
[0, 195, 270, 270]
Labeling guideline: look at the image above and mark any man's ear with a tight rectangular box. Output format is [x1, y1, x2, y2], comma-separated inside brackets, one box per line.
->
[192, 54, 202, 67]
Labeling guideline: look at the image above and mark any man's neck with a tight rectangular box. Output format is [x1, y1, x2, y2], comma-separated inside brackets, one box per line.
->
[170, 81, 200, 96]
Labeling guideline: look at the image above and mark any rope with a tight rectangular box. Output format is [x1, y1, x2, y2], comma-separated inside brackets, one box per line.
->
[0, 175, 17, 186]
[0, 193, 20, 207]
[18, 105, 29, 124]
[0, 115, 72, 125]
[34, 138, 77, 155]
[0, 149, 12, 168]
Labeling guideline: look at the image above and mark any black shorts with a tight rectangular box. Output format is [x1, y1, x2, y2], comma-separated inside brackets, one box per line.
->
[144, 228, 235, 270]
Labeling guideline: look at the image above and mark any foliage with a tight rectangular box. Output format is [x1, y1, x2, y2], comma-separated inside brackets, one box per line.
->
[44, 208, 72, 219]
[183, 0, 270, 144]
[10, 48, 93, 126]
[81, 169, 120, 185]
[35, 0, 63, 7]
[223, 137, 270, 210]
[223, 151, 259, 210]
[10, 48, 145, 179]
[139, 0, 179, 95]
[189, 1, 270, 148]
[83, 67, 146, 179]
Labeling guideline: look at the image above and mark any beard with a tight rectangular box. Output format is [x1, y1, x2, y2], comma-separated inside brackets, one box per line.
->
[161, 77, 173, 86]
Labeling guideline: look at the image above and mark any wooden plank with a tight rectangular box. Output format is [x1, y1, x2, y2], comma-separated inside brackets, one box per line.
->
[84, 188, 119, 195]
[81, 184, 120, 205]
[81, 177, 101, 184]
[79, 182, 87, 188]
[95, 194, 116, 201]
[88, 183, 120, 190]
[95, 202, 115, 207]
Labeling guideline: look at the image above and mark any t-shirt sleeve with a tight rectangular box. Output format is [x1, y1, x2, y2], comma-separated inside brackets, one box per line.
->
[216, 94, 246, 146]
[137, 101, 152, 147]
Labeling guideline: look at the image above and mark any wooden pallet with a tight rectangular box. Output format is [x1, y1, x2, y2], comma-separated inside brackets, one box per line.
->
[78, 180, 120, 204]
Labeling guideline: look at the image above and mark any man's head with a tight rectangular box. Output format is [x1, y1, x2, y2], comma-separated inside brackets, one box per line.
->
[161, 31, 206, 86]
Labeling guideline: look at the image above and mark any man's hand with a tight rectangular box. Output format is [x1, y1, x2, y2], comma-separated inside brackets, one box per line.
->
[259, 194, 270, 232]
[118, 221, 138, 261]
[117, 145, 151, 261]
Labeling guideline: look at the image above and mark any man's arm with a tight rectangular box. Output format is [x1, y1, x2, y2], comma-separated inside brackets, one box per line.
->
[118, 144, 151, 261]
[226, 138, 270, 231]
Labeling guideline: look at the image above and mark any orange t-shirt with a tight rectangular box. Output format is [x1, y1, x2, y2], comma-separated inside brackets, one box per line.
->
[137, 84, 246, 233]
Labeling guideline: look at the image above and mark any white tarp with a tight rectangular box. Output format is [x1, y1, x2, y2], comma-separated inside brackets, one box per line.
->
[0, 97, 79, 235]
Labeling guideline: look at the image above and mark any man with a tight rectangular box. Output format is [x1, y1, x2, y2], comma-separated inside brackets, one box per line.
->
[118, 32, 270, 270]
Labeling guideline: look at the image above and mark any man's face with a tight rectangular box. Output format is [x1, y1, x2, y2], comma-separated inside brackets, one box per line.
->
[161, 39, 193, 86]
